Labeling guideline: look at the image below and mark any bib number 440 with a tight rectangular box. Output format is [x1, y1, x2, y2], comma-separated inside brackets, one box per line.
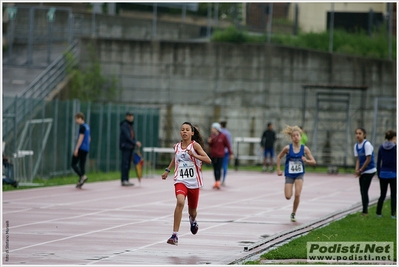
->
[180, 168, 194, 179]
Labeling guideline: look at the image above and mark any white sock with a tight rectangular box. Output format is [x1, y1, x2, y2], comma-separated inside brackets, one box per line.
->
[173, 231, 178, 236]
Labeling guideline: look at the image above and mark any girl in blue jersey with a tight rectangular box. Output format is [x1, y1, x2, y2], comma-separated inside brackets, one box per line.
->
[72, 112, 91, 188]
[276, 125, 316, 222]
[354, 127, 376, 216]
[162, 122, 211, 245]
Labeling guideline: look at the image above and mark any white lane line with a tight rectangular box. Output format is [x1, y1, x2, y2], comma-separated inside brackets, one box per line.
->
[87, 221, 229, 265]
[3, 199, 169, 230]
[5, 188, 273, 254]
[8, 213, 173, 253]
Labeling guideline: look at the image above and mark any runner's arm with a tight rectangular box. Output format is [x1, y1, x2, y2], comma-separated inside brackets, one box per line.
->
[276, 145, 289, 175]
[302, 146, 316, 166]
[161, 158, 175, 180]
[190, 143, 211, 164]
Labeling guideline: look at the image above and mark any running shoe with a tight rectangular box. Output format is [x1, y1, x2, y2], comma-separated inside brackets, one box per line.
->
[121, 181, 134, 186]
[167, 234, 178, 245]
[290, 213, 296, 222]
[76, 175, 88, 188]
[213, 181, 221, 190]
[190, 221, 198, 235]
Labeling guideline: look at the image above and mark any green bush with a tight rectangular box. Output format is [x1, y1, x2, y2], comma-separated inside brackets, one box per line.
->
[212, 26, 396, 60]
[64, 43, 119, 102]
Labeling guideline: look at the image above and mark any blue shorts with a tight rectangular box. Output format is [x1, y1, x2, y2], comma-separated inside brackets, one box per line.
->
[264, 148, 274, 158]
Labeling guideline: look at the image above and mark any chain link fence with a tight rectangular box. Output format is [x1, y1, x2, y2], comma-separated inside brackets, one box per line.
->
[2, 98, 159, 182]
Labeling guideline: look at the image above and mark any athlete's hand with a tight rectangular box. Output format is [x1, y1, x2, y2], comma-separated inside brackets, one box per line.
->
[186, 150, 193, 156]
[277, 170, 283, 176]
[161, 172, 168, 180]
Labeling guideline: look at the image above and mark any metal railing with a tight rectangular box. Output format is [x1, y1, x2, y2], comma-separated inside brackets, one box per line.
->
[3, 40, 79, 139]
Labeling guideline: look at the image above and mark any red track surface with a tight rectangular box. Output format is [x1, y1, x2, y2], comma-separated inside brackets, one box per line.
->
[2, 170, 381, 265]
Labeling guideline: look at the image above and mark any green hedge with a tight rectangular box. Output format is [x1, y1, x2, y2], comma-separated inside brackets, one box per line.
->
[212, 26, 396, 60]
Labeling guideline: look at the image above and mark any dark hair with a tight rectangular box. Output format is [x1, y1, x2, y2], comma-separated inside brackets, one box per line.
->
[220, 121, 227, 128]
[182, 122, 205, 148]
[385, 129, 396, 140]
[75, 112, 84, 120]
[267, 122, 272, 127]
[355, 127, 366, 137]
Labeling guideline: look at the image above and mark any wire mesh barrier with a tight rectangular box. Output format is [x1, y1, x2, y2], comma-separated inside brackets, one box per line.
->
[2, 99, 159, 182]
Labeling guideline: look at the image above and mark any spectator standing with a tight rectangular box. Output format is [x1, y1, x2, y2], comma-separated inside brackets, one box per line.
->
[220, 120, 232, 186]
[376, 130, 396, 219]
[72, 112, 90, 188]
[354, 127, 377, 216]
[300, 126, 308, 146]
[120, 112, 141, 186]
[208, 122, 233, 189]
[3, 155, 18, 188]
[260, 122, 276, 172]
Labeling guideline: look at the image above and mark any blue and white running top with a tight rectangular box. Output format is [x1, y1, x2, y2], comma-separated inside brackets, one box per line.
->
[173, 141, 203, 189]
[354, 140, 376, 174]
[284, 144, 305, 178]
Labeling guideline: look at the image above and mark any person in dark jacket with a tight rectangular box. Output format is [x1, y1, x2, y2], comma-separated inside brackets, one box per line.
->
[120, 112, 141, 186]
[261, 122, 276, 172]
[376, 129, 396, 218]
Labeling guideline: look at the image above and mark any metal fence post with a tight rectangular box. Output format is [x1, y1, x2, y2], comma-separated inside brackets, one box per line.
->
[86, 101, 91, 172]
[47, 20, 53, 65]
[388, 3, 392, 60]
[152, 3, 157, 39]
[97, 104, 104, 170]
[7, 7, 17, 62]
[65, 100, 70, 172]
[207, 3, 212, 38]
[68, 11, 74, 44]
[27, 7, 35, 66]
[214, 3, 219, 26]
[329, 3, 334, 53]
[368, 8, 373, 36]
[53, 99, 58, 175]
[40, 100, 45, 178]
[293, 4, 298, 36]
[106, 103, 111, 172]
[267, 3, 273, 43]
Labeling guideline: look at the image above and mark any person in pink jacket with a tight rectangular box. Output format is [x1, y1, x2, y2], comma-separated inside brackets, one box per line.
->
[207, 122, 234, 189]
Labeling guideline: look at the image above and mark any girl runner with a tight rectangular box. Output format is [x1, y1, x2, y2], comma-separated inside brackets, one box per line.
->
[354, 127, 377, 216]
[276, 125, 316, 222]
[162, 122, 211, 245]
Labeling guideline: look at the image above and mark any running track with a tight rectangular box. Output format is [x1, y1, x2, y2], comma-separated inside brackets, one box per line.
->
[2, 170, 380, 265]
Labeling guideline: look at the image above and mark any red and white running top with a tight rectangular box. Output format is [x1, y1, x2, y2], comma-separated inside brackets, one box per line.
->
[173, 141, 203, 189]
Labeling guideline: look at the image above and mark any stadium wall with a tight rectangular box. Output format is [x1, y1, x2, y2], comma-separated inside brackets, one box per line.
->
[79, 38, 396, 167]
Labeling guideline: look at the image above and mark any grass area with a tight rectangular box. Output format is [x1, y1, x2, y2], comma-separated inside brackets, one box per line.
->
[212, 26, 396, 60]
[2, 166, 353, 192]
[244, 201, 397, 264]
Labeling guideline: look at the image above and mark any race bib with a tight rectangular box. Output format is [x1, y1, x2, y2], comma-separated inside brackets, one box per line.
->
[288, 160, 303, 174]
[178, 161, 196, 180]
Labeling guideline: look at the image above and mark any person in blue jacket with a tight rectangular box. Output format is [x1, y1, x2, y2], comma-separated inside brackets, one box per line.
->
[276, 125, 316, 222]
[120, 112, 141, 186]
[354, 127, 377, 216]
[376, 130, 396, 219]
[72, 112, 91, 188]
